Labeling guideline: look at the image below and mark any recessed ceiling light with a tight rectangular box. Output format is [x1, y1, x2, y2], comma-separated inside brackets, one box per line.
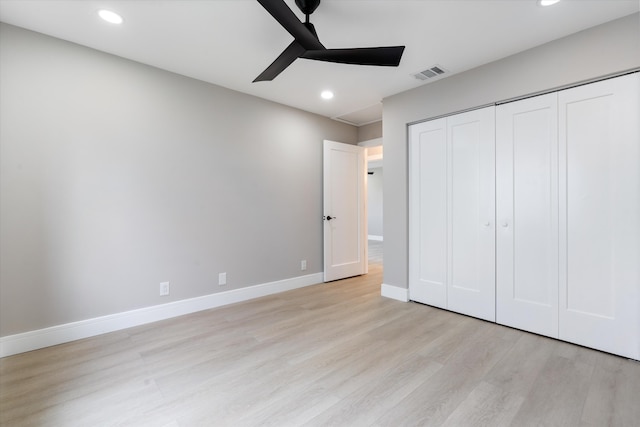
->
[321, 90, 334, 100]
[98, 9, 124, 24]
[538, 0, 560, 6]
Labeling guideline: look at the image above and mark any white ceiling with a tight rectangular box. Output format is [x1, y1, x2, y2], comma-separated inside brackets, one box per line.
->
[0, 0, 638, 125]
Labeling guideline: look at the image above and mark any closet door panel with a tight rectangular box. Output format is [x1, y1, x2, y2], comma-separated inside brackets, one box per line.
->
[447, 107, 496, 322]
[496, 93, 559, 337]
[559, 73, 640, 360]
[409, 118, 448, 308]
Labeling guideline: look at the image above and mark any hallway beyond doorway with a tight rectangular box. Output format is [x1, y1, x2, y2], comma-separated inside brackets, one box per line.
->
[368, 239, 383, 267]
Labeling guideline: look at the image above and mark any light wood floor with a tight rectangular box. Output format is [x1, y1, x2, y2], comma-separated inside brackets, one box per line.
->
[2, 262, 639, 426]
[367, 240, 383, 266]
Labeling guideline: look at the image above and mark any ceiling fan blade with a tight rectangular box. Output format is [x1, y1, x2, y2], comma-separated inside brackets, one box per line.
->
[253, 40, 306, 82]
[257, 0, 324, 50]
[301, 46, 405, 66]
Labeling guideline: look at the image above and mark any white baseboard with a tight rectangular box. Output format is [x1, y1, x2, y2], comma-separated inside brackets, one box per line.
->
[368, 235, 383, 241]
[0, 272, 323, 358]
[381, 283, 409, 302]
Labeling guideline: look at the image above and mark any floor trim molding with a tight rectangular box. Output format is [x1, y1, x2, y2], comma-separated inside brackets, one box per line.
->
[381, 283, 409, 302]
[0, 272, 323, 358]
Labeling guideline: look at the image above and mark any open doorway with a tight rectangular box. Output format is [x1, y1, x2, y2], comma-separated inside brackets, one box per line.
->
[367, 166, 383, 267]
[358, 138, 383, 269]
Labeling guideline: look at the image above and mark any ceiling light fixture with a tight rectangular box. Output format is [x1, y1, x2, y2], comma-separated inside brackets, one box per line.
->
[321, 90, 334, 100]
[98, 9, 123, 24]
[538, 0, 560, 6]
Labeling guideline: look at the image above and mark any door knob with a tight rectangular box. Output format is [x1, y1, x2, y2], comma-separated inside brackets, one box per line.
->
[484, 221, 491, 227]
[501, 221, 509, 228]
[326, 215, 336, 221]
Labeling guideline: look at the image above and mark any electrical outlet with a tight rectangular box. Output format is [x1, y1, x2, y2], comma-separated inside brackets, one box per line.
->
[159, 281, 170, 296]
[301, 260, 307, 271]
[218, 272, 227, 286]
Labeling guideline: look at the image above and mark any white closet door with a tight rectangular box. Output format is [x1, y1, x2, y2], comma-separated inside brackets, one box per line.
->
[409, 118, 448, 309]
[558, 73, 640, 360]
[446, 107, 496, 321]
[496, 93, 559, 338]
[409, 108, 495, 320]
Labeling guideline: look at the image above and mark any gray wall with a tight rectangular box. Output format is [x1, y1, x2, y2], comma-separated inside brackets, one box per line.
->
[382, 13, 640, 290]
[358, 121, 382, 142]
[0, 24, 357, 336]
[367, 167, 383, 238]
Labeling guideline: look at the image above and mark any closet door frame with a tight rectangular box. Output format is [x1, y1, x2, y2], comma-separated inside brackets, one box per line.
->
[408, 72, 639, 360]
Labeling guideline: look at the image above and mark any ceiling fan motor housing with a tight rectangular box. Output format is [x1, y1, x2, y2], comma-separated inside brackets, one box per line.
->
[295, 0, 320, 16]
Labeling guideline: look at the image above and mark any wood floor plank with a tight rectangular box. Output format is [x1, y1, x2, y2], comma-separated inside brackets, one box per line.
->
[509, 354, 594, 426]
[300, 355, 443, 427]
[416, 312, 486, 364]
[440, 381, 525, 427]
[580, 355, 640, 427]
[374, 324, 517, 426]
[484, 332, 555, 398]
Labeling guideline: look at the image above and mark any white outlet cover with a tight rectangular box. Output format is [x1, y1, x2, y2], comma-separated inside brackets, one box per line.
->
[218, 273, 227, 285]
[160, 281, 170, 296]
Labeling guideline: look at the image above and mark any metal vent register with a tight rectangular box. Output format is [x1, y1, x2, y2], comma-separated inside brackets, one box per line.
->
[413, 65, 448, 81]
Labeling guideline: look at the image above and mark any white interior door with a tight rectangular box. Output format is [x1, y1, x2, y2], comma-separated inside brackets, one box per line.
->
[496, 93, 559, 338]
[446, 107, 496, 322]
[323, 140, 367, 282]
[558, 73, 640, 360]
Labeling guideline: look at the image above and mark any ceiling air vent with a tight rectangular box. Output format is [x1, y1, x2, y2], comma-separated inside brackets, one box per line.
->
[413, 65, 448, 81]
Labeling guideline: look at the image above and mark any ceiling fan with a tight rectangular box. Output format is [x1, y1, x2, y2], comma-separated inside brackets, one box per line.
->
[253, 0, 406, 82]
